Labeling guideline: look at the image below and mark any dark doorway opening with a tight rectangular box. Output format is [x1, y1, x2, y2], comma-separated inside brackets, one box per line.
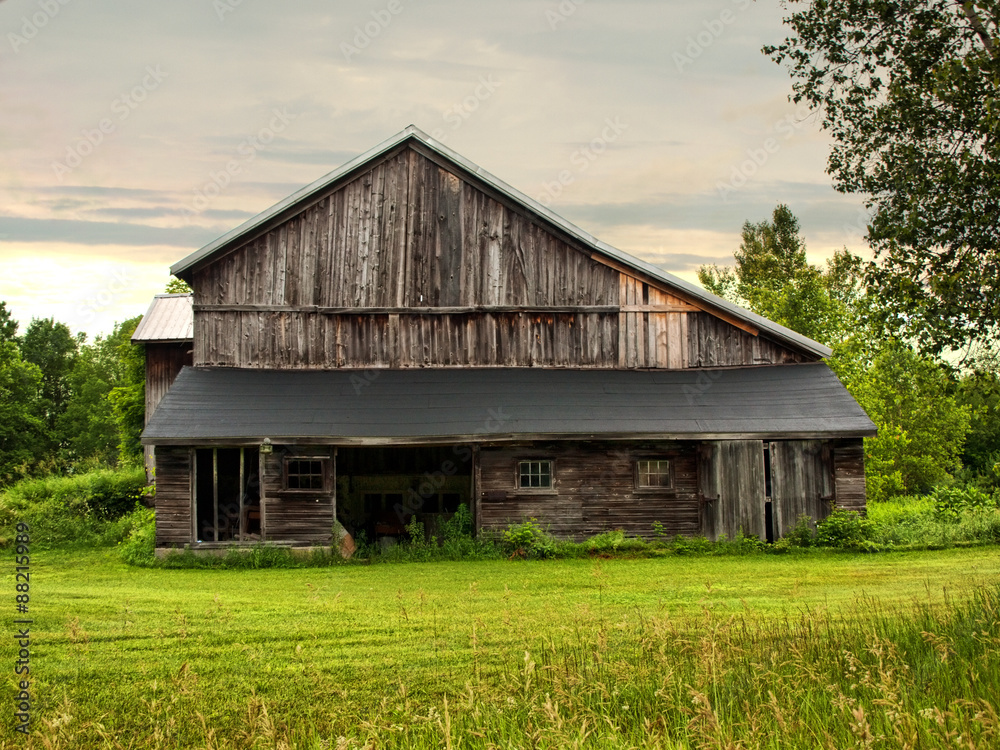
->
[195, 447, 260, 542]
[336, 446, 473, 542]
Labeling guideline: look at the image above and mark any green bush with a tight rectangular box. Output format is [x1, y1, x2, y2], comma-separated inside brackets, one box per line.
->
[930, 484, 996, 520]
[815, 508, 878, 550]
[0, 467, 150, 548]
[715, 529, 769, 555]
[118, 506, 156, 566]
[785, 514, 816, 547]
[502, 518, 556, 559]
[668, 533, 714, 555]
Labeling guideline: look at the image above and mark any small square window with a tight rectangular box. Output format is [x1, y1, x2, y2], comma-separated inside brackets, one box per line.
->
[518, 460, 553, 489]
[636, 459, 672, 489]
[284, 458, 327, 491]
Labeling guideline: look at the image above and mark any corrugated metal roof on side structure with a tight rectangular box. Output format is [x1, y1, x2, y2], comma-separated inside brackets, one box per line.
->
[142, 362, 877, 445]
[131, 293, 193, 342]
[168, 125, 833, 360]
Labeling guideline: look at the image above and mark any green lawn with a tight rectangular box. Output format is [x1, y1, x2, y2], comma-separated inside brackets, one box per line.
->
[4, 547, 1000, 748]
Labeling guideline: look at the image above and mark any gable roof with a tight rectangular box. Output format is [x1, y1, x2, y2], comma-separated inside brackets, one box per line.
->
[170, 125, 832, 359]
[142, 362, 874, 445]
[131, 293, 193, 343]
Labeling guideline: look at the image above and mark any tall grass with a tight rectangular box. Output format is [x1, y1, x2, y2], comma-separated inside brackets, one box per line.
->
[340, 585, 1000, 748]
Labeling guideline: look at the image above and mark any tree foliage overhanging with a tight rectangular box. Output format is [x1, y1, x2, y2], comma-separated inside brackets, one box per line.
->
[766, 0, 1000, 356]
[700, 204, 990, 501]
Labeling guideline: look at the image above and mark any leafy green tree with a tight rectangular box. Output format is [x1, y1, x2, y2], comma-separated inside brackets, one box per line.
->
[832, 342, 972, 501]
[701, 204, 972, 500]
[766, 1, 1000, 356]
[0, 302, 18, 343]
[0, 342, 44, 485]
[165, 277, 192, 294]
[699, 204, 862, 346]
[58, 336, 122, 466]
[956, 370, 1000, 482]
[19, 318, 79, 453]
[107, 317, 145, 465]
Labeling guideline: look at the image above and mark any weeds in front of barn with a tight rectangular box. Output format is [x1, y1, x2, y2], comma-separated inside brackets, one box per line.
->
[116, 499, 1000, 570]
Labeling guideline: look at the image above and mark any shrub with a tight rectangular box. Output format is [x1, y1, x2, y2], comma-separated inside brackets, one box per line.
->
[785, 514, 815, 547]
[118, 507, 156, 566]
[815, 508, 878, 550]
[715, 529, 768, 555]
[668, 534, 714, 556]
[930, 484, 995, 521]
[502, 518, 556, 559]
[0, 467, 149, 548]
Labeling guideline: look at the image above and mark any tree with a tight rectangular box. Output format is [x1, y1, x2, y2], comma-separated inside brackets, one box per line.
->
[0, 302, 17, 343]
[766, 1, 1000, 357]
[59, 316, 146, 466]
[19, 318, 79, 453]
[107, 317, 146, 465]
[0, 342, 44, 485]
[700, 204, 973, 500]
[699, 204, 862, 346]
[165, 277, 192, 294]
[834, 341, 972, 501]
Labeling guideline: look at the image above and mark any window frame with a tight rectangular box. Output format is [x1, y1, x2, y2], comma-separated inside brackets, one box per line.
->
[515, 459, 556, 493]
[282, 456, 331, 493]
[634, 458, 674, 493]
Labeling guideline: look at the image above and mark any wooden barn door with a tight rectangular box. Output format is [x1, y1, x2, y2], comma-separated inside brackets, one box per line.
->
[700, 441, 766, 541]
[769, 441, 832, 538]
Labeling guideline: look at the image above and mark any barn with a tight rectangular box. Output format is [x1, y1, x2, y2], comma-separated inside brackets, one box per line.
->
[139, 125, 875, 551]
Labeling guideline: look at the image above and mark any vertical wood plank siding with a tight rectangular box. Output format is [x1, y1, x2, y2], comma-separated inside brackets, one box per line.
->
[769, 440, 833, 535]
[154, 447, 192, 546]
[192, 147, 804, 370]
[478, 443, 701, 540]
[700, 440, 766, 541]
[261, 447, 335, 543]
[833, 439, 867, 514]
[144, 343, 193, 422]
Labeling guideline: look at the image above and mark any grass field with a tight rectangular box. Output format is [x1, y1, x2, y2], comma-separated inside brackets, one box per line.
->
[4, 546, 1000, 748]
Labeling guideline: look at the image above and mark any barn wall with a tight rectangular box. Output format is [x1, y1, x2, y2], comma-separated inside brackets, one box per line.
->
[191, 146, 807, 370]
[145, 343, 194, 422]
[833, 439, 867, 514]
[154, 447, 192, 547]
[261, 446, 335, 543]
[477, 443, 701, 540]
[700, 440, 766, 541]
[769, 440, 834, 536]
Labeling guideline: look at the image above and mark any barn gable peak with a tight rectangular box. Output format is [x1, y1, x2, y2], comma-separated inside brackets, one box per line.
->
[171, 125, 831, 360]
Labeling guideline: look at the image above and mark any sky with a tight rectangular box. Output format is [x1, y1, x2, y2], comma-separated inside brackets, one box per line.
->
[0, 0, 871, 339]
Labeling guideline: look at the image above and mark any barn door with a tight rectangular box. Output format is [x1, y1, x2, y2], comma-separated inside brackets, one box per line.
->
[700, 441, 766, 541]
[769, 441, 830, 538]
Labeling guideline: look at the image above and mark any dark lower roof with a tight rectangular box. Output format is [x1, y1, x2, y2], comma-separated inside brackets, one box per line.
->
[142, 364, 876, 445]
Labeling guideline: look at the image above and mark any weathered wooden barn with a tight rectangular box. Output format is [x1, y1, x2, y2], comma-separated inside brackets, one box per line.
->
[140, 126, 875, 550]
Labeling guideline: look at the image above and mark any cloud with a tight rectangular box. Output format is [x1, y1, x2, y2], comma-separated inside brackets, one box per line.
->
[0, 216, 216, 248]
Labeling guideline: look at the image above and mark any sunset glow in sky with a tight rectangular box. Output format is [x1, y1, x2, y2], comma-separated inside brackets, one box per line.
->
[0, 0, 870, 339]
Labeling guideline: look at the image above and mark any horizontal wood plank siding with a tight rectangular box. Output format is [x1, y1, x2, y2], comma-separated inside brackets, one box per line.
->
[833, 439, 867, 514]
[261, 447, 335, 543]
[478, 443, 701, 540]
[154, 447, 192, 546]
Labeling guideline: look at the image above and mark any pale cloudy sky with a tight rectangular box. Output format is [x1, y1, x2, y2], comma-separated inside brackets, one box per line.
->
[0, 0, 869, 338]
